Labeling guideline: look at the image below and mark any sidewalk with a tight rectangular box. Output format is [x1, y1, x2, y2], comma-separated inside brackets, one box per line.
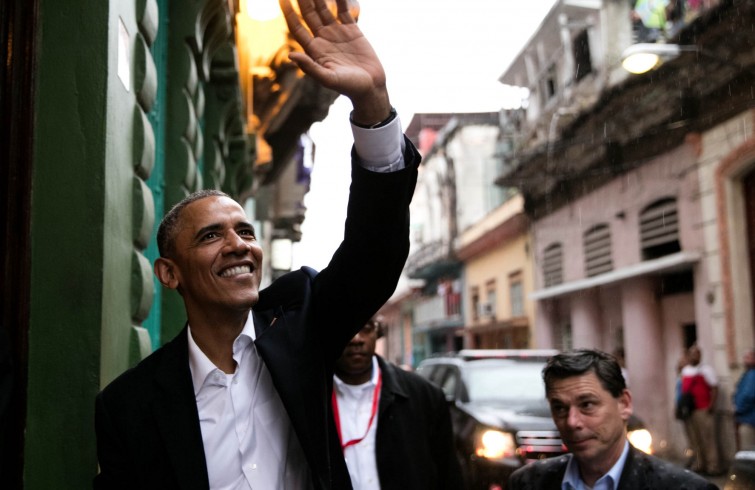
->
[664, 455, 729, 489]
[705, 472, 728, 488]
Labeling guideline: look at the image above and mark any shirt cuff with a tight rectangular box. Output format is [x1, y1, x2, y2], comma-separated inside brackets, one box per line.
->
[351, 115, 406, 173]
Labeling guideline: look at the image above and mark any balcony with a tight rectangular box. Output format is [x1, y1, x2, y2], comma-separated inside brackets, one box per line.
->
[414, 294, 462, 332]
[405, 240, 459, 280]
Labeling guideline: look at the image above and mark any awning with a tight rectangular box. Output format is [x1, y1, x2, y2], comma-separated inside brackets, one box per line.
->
[530, 250, 701, 301]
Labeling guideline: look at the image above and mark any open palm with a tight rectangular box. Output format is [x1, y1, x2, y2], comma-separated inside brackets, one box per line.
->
[281, 0, 387, 106]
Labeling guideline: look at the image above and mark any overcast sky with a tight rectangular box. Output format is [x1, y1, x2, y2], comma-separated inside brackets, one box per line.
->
[291, 0, 557, 271]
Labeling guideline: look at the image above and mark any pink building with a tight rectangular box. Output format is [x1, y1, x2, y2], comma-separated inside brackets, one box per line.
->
[497, 0, 752, 462]
[529, 143, 706, 457]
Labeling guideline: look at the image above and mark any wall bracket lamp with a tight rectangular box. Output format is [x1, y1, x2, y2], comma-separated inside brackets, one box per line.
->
[621, 43, 699, 74]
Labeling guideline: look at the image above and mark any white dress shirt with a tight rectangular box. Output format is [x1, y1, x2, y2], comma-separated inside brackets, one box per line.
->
[333, 356, 382, 490]
[188, 315, 310, 489]
[561, 440, 630, 490]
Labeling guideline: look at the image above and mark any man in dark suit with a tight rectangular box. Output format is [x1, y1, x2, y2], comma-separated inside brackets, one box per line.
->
[508, 349, 718, 490]
[332, 315, 462, 490]
[93, 0, 419, 488]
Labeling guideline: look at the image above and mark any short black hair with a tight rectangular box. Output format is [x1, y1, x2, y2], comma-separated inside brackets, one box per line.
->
[156, 189, 230, 258]
[543, 349, 626, 398]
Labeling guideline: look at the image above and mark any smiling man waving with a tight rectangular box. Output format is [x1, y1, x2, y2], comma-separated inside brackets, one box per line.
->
[93, 0, 419, 488]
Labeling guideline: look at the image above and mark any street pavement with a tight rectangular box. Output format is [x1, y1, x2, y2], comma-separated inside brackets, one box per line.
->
[706, 472, 728, 488]
[664, 457, 729, 488]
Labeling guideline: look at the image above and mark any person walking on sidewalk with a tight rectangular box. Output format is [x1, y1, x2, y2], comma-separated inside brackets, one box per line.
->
[680, 344, 723, 476]
[734, 348, 755, 450]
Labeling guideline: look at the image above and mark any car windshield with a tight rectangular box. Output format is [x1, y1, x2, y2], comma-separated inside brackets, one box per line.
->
[465, 361, 547, 404]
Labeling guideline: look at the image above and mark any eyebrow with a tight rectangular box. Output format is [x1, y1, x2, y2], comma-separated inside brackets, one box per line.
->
[550, 392, 598, 405]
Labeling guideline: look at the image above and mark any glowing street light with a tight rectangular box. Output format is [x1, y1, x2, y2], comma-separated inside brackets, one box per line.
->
[621, 43, 698, 74]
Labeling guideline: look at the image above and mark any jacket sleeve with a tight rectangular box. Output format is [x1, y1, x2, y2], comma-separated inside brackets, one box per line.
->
[734, 371, 755, 415]
[311, 137, 420, 362]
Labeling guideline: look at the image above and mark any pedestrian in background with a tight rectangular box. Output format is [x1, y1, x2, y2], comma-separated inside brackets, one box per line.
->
[333, 315, 462, 490]
[93, 0, 421, 487]
[681, 343, 723, 476]
[674, 352, 696, 468]
[734, 348, 755, 451]
[508, 349, 717, 490]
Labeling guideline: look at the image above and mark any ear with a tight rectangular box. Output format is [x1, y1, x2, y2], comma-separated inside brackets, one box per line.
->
[618, 388, 633, 422]
[154, 257, 180, 290]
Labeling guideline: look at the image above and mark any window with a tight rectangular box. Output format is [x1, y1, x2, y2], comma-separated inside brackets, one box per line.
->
[477, 281, 496, 319]
[640, 198, 680, 260]
[572, 29, 593, 81]
[509, 271, 524, 317]
[556, 322, 573, 351]
[471, 287, 480, 321]
[485, 280, 497, 319]
[584, 224, 613, 277]
[542, 243, 564, 287]
[440, 369, 459, 399]
[540, 64, 558, 104]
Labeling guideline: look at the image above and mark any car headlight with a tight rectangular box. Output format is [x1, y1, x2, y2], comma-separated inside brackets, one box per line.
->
[475, 429, 516, 459]
[627, 428, 653, 454]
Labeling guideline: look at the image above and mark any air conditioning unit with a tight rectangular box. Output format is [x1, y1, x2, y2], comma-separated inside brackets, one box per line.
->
[477, 302, 495, 318]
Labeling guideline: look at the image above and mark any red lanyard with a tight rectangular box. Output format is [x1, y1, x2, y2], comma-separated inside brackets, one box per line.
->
[332, 370, 382, 451]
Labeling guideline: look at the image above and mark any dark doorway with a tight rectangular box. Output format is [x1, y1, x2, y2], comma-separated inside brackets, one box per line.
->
[744, 169, 755, 340]
[0, 0, 36, 487]
[682, 323, 697, 350]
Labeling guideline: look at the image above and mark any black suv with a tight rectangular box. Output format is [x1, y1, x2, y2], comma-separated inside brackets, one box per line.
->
[416, 349, 653, 490]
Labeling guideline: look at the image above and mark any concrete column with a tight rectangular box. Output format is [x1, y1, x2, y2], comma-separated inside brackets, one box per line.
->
[570, 288, 603, 348]
[620, 276, 669, 446]
[534, 300, 555, 348]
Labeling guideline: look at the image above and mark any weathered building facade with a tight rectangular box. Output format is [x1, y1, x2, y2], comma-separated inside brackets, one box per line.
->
[498, 0, 753, 462]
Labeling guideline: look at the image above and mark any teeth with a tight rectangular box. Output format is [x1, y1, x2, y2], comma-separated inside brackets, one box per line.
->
[220, 265, 251, 278]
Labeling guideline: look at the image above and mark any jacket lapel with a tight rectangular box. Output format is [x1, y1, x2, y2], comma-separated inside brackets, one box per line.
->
[152, 328, 210, 490]
[376, 356, 405, 416]
[252, 309, 338, 490]
[617, 445, 639, 490]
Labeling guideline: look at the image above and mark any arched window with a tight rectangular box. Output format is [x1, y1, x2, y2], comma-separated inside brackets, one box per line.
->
[640, 198, 680, 260]
[542, 243, 563, 287]
[584, 224, 613, 277]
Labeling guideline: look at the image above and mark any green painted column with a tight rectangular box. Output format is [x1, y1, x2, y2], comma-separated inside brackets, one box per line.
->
[159, 0, 252, 344]
[25, 0, 158, 487]
[25, 1, 109, 486]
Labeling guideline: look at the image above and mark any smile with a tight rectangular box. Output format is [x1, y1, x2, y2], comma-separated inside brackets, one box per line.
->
[220, 265, 252, 277]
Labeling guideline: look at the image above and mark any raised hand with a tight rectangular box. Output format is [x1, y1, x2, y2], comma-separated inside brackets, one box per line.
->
[279, 0, 391, 126]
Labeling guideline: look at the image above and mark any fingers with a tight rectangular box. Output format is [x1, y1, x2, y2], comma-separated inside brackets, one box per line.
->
[280, 0, 354, 41]
[335, 0, 356, 24]
[296, 0, 325, 34]
[312, 0, 336, 25]
[280, 0, 313, 46]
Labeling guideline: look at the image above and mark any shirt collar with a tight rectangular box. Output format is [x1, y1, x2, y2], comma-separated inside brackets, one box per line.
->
[187, 313, 256, 395]
[562, 440, 630, 490]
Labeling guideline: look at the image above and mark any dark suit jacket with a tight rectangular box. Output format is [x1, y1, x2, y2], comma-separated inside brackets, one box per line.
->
[94, 140, 420, 490]
[371, 356, 463, 490]
[507, 444, 719, 490]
